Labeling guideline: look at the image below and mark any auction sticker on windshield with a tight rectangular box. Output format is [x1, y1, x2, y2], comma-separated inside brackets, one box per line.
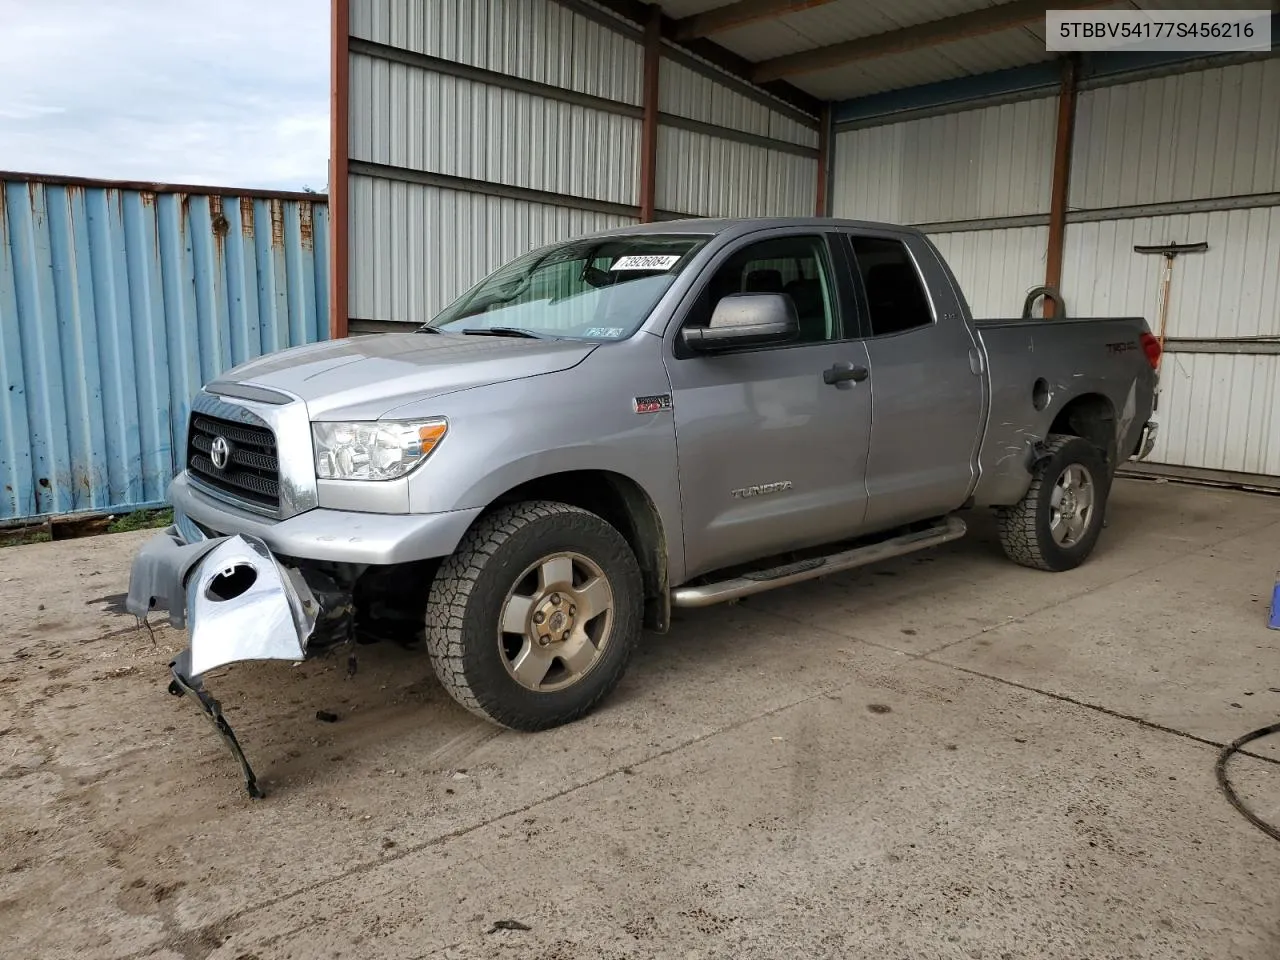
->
[612, 255, 681, 271]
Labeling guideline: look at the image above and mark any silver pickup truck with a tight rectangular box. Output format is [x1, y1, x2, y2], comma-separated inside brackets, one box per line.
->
[127, 217, 1160, 795]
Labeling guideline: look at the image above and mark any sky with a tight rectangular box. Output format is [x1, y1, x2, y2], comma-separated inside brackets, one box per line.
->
[0, 0, 329, 192]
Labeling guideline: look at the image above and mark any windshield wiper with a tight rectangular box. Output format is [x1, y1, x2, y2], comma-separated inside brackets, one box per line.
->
[415, 324, 445, 333]
[460, 327, 545, 339]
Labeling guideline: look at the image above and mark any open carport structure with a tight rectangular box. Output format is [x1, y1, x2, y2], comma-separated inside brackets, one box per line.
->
[330, 0, 1279, 489]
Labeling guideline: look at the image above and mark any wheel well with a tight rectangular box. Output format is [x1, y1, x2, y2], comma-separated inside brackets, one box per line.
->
[490, 471, 669, 630]
[1050, 394, 1117, 467]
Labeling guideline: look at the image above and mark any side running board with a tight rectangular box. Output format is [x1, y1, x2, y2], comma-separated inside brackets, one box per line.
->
[670, 516, 967, 609]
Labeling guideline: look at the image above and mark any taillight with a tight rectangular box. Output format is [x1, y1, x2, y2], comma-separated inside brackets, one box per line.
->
[1140, 332, 1162, 369]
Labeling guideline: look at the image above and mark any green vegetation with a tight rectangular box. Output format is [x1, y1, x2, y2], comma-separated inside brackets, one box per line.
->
[0, 526, 52, 548]
[106, 508, 174, 534]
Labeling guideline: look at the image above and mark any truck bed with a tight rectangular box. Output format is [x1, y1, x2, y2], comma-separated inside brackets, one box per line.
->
[970, 314, 1157, 507]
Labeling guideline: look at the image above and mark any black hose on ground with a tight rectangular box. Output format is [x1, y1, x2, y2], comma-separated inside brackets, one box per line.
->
[1216, 721, 1280, 843]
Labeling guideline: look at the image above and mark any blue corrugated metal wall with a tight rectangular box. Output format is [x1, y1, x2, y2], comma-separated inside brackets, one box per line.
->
[0, 176, 330, 523]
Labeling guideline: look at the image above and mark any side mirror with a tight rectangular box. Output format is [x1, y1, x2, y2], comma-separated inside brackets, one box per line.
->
[681, 293, 800, 352]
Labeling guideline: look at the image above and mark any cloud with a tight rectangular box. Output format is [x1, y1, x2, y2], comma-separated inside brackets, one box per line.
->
[0, 0, 329, 191]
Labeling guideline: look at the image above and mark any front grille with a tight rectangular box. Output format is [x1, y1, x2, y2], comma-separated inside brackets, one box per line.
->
[187, 413, 280, 510]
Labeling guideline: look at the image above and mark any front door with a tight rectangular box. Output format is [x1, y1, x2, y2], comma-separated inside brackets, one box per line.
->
[664, 232, 873, 579]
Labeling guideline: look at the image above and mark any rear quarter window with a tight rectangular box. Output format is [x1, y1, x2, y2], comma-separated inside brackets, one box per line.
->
[849, 237, 933, 337]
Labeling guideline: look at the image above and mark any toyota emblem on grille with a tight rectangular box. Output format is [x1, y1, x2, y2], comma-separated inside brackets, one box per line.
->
[209, 436, 232, 470]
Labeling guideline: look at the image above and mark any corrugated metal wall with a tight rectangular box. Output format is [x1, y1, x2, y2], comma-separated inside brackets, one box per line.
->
[348, 56, 642, 205]
[829, 56, 1280, 483]
[349, 0, 644, 102]
[0, 176, 329, 523]
[347, 0, 643, 324]
[831, 97, 1057, 318]
[344, 0, 821, 325]
[348, 174, 632, 324]
[655, 127, 815, 218]
[1061, 60, 1280, 482]
[832, 97, 1056, 224]
[1069, 59, 1280, 209]
[1150, 353, 1280, 479]
[930, 226, 1049, 319]
[655, 56, 819, 219]
[658, 58, 817, 147]
[1062, 208, 1280, 339]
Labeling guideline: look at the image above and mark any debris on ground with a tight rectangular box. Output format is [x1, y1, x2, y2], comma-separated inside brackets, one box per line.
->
[486, 920, 532, 934]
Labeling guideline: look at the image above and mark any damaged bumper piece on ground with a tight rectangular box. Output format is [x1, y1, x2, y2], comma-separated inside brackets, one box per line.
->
[126, 522, 353, 797]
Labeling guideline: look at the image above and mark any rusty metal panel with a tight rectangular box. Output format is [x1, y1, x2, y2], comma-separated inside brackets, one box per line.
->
[1070, 59, 1280, 211]
[350, 0, 642, 104]
[348, 174, 635, 325]
[349, 50, 642, 205]
[655, 127, 817, 218]
[831, 96, 1057, 224]
[0, 176, 329, 523]
[658, 57, 819, 148]
[929, 226, 1049, 319]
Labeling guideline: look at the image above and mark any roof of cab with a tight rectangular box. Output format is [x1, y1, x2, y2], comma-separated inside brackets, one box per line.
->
[593, 216, 926, 241]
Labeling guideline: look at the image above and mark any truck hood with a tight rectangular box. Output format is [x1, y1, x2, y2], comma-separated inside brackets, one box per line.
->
[213, 333, 598, 419]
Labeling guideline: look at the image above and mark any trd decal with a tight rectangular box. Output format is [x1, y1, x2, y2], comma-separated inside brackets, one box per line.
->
[633, 394, 673, 414]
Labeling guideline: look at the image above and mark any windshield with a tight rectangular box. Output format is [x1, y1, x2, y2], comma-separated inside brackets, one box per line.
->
[424, 234, 710, 340]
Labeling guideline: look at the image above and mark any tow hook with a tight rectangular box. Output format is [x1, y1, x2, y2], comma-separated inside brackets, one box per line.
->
[167, 649, 264, 799]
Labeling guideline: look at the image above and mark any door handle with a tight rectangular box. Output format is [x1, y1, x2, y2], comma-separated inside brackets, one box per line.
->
[823, 362, 869, 385]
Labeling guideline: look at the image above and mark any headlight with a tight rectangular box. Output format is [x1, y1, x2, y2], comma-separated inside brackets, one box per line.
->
[312, 419, 447, 481]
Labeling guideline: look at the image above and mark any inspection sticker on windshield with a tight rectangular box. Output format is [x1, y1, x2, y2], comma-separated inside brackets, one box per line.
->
[612, 254, 680, 271]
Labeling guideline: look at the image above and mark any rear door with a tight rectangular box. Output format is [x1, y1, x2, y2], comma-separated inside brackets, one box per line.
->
[841, 231, 986, 530]
[665, 230, 873, 579]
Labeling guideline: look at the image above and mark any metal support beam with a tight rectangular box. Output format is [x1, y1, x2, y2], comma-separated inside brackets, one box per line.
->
[330, 0, 350, 339]
[753, 0, 1108, 82]
[639, 4, 662, 223]
[674, 0, 838, 40]
[815, 103, 831, 216]
[1044, 55, 1078, 319]
[583, 0, 822, 120]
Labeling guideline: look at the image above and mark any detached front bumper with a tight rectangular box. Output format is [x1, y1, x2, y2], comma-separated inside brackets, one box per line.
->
[126, 523, 324, 675]
[126, 519, 354, 797]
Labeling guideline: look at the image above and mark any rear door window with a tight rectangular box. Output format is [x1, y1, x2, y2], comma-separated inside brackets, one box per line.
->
[848, 237, 933, 337]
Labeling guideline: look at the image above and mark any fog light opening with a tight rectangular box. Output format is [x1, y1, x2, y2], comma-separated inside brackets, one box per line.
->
[207, 563, 258, 602]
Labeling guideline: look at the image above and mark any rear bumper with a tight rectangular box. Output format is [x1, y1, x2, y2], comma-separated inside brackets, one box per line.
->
[169, 472, 481, 565]
[1131, 421, 1158, 461]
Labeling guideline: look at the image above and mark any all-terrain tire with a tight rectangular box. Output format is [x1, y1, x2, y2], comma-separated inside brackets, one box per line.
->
[425, 500, 643, 730]
[996, 434, 1111, 572]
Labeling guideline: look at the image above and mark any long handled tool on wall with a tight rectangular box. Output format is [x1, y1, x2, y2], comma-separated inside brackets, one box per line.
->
[1133, 241, 1209, 373]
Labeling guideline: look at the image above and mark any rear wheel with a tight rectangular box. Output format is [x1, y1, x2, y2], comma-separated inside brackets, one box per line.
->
[425, 501, 643, 730]
[997, 434, 1110, 572]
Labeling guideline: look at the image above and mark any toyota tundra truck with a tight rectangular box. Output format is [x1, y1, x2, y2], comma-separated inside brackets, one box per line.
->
[126, 217, 1160, 795]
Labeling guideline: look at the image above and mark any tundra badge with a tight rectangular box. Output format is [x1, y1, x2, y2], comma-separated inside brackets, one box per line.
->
[731, 481, 793, 499]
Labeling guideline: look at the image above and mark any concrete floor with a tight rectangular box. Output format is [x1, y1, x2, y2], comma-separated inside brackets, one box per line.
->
[2, 477, 1279, 960]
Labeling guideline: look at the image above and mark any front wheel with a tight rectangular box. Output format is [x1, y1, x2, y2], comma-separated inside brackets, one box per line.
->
[996, 434, 1110, 572]
[425, 501, 643, 730]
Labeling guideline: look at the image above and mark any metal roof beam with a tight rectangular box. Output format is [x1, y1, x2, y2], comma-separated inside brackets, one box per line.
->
[673, 0, 840, 40]
[752, 0, 1110, 82]
[580, 0, 824, 119]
